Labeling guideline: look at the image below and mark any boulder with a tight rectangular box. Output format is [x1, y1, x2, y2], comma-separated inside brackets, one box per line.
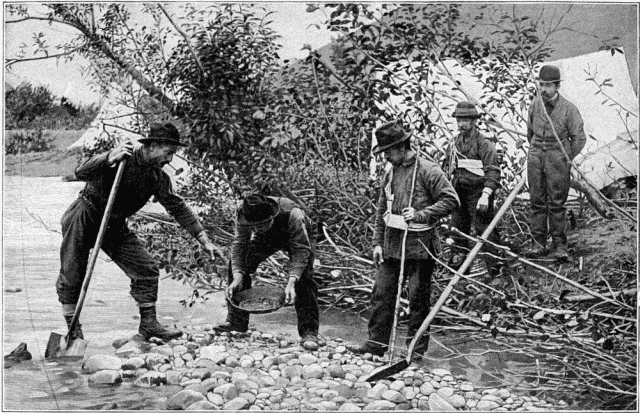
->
[223, 397, 250, 410]
[88, 370, 122, 386]
[134, 371, 167, 387]
[82, 355, 122, 374]
[167, 389, 206, 410]
[185, 400, 218, 410]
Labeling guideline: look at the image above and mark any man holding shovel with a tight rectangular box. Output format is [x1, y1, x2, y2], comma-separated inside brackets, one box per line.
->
[56, 122, 223, 342]
[524, 65, 586, 260]
[445, 102, 502, 276]
[347, 121, 459, 359]
[220, 194, 321, 351]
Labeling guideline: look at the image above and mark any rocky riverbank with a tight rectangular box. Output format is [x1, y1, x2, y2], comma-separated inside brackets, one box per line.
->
[79, 324, 566, 411]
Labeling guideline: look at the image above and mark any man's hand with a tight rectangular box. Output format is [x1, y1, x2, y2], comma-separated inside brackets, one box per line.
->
[372, 245, 384, 269]
[226, 271, 244, 299]
[476, 192, 490, 212]
[285, 277, 297, 305]
[401, 207, 416, 222]
[107, 140, 134, 165]
[203, 242, 225, 261]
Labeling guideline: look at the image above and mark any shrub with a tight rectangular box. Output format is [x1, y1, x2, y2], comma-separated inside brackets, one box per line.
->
[5, 130, 53, 154]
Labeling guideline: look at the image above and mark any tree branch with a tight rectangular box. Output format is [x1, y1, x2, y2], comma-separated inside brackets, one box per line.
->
[158, 4, 207, 78]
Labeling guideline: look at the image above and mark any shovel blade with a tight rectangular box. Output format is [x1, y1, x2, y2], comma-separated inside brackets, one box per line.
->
[362, 359, 410, 382]
[44, 332, 87, 359]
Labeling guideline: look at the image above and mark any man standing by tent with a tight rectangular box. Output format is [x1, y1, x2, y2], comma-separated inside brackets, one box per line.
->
[57, 122, 224, 341]
[220, 194, 321, 351]
[446, 102, 502, 275]
[347, 121, 459, 359]
[525, 65, 586, 260]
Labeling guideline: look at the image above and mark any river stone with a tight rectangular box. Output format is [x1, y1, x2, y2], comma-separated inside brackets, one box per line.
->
[419, 382, 435, 396]
[257, 375, 276, 387]
[166, 371, 182, 385]
[200, 346, 228, 364]
[302, 363, 325, 379]
[225, 355, 240, 368]
[167, 389, 206, 410]
[299, 353, 318, 365]
[364, 400, 396, 410]
[134, 371, 167, 387]
[261, 356, 277, 369]
[466, 399, 478, 408]
[477, 400, 501, 410]
[207, 392, 224, 406]
[240, 392, 257, 404]
[185, 400, 217, 410]
[88, 370, 122, 386]
[482, 394, 504, 404]
[429, 393, 456, 411]
[459, 383, 474, 392]
[326, 365, 346, 379]
[173, 345, 188, 355]
[231, 371, 249, 382]
[389, 380, 405, 391]
[82, 355, 122, 373]
[115, 341, 143, 357]
[429, 368, 449, 376]
[214, 383, 238, 401]
[437, 386, 455, 398]
[449, 394, 466, 408]
[319, 401, 338, 410]
[367, 382, 389, 400]
[182, 352, 194, 362]
[122, 356, 145, 370]
[143, 352, 169, 366]
[240, 355, 254, 368]
[496, 388, 511, 399]
[381, 389, 406, 403]
[282, 365, 301, 379]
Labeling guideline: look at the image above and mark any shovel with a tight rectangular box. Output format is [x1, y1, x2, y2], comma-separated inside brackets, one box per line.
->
[363, 173, 527, 382]
[45, 160, 127, 359]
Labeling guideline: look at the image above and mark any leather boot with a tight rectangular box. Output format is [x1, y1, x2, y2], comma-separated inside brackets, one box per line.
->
[64, 315, 84, 340]
[138, 305, 182, 341]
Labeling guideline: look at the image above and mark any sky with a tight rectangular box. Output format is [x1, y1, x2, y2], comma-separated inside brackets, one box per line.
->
[3, 3, 337, 105]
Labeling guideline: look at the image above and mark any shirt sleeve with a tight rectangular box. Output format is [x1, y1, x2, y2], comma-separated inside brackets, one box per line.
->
[230, 218, 251, 274]
[287, 208, 312, 280]
[567, 104, 587, 158]
[373, 172, 389, 247]
[480, 138, 501, 191]
[154, 172, 204, 237]
[414, 164, 460, 224]
[74, 152, 111, 181]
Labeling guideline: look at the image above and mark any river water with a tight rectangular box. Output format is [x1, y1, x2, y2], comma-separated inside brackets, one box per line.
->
[2, 175, 540, 410]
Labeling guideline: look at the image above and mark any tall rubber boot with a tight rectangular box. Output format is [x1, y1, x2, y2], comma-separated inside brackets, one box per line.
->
[62, 304, 83, 340]
[138, 304, 182, 341]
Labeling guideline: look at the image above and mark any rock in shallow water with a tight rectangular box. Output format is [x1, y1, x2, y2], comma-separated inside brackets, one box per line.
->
[88, 370, 122, 386]
[166, 389, 206, 410]
[82, 354, 122, 373]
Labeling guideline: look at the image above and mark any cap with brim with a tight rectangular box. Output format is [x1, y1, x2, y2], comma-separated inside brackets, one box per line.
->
[237, 195, 280, 227]
[452, 101, 480, 118]
[372, 121, 412, 154]
[536, 65, 562, 84]
[138, 122, 188, 147]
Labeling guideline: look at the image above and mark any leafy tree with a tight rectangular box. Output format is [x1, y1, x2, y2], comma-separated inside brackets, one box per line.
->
[5, 82, 55, 128]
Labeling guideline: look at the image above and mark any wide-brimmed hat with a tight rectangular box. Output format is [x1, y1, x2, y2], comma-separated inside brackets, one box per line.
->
[138, 122, 188, 147]
[237, 194, 280, 227]
[536, 65, 562, 83]
[452, 101, 480, 118]
[372, 121, 411, 154]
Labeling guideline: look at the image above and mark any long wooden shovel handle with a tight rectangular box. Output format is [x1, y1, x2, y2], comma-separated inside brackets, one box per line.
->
[66, 160, 127, 340]
[404, 170, 528, 361]
[389, 147, 421, 359]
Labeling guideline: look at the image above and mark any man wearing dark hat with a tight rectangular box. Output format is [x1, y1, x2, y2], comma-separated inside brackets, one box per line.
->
[220, 194, 321, 351]
[346, 120, 459, 359]
[445, 101, 502, 275]
[57, 122, 224, 341]
[525, 65, 586, 260]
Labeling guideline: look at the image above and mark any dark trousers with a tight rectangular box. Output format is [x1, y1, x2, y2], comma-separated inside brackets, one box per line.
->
[450, 183, 500, 271]
[367, 257, 434, 355]
[527, 147, 570, 247]
[57, 198, 160, 304]
[226, 242, 319, 338]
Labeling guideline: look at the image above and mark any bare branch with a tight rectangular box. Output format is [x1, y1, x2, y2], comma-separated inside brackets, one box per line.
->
[158, 4, 207, 78]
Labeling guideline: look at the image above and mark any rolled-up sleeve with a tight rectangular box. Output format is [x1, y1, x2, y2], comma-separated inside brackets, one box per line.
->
[287, 208, 312, 280]
[154, 173, 204, 237]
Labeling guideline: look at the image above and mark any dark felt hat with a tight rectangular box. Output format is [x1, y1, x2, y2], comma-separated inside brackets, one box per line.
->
[237, 194, 280, 227]
[138, 122, 188, 147]
[372, 121, 411, 154]
[537, 65, 562, 83]
[452, 101, 480, 118]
